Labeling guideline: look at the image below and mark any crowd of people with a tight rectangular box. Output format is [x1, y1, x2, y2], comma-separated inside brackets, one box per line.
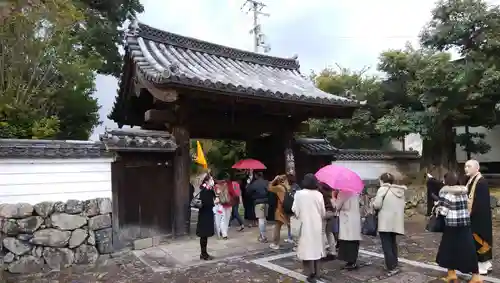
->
[192, 159, 492, 283]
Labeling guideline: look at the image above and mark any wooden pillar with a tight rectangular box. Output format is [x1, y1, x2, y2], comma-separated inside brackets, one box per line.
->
[284, 127, 296, 176]
[172, 104, 190, 237]
[111, 157, 125, 250]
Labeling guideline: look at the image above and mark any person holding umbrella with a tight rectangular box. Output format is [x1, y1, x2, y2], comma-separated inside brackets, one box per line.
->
[233, 159, 267, 228]
[315, 165, 364, 270]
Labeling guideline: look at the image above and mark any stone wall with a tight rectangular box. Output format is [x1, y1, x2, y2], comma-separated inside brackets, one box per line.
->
[0, 198, 113, 274]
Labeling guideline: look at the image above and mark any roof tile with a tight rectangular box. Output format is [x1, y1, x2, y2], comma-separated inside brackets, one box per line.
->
[125, 22, 358, 107]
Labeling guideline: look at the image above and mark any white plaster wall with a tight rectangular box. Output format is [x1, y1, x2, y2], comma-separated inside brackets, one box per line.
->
[0, 158, 112, 204]
[333, 160, 403, 180]
[390, 133, 423, 155]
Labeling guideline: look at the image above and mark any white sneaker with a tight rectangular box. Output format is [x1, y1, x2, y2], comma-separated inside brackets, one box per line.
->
[479, 261, 488, 275]
[269, 243, 280, 250]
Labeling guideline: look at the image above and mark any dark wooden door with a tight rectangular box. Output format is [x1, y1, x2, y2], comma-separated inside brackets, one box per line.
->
[112, 152, 174, 245]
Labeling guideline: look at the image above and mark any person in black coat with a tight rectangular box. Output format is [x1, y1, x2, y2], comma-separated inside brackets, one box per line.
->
[426, 174, 443, 216]
[188, 182, 195, 234]
[196, 174, 216, 260]
[242, 171, 257, 227]
[465, 159, 493, 276]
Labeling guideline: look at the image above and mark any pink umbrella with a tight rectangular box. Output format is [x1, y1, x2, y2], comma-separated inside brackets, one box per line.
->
[315, 164, 364, 194]
[232, 159, 266, 170]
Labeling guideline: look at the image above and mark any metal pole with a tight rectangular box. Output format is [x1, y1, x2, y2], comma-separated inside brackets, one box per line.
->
[253, 1, 258, 52]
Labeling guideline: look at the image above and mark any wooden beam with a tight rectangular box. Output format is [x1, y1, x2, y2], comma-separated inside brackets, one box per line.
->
[187, 115, 288, 137]
[144, 109, 176, 124]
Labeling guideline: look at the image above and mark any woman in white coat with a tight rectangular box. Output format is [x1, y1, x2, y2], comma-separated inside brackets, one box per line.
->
[292, 173, 325, 283]
[335, 189, 362, 270]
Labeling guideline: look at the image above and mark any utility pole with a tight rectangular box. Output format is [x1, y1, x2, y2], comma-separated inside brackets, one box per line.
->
[241, 0, 271, 53]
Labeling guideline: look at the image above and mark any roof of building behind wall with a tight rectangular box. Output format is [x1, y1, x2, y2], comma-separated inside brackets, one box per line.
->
[124, 20, 358, 107]
[294, 138, 420, 160]
[295, 138, 339, 156]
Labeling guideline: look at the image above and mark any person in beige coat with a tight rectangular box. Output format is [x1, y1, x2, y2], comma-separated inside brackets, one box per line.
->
[371, 173, 406, 276]
[335, 190, 362, 270]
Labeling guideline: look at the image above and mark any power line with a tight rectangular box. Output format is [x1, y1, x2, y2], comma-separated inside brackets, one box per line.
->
[241, 0, 271, 53]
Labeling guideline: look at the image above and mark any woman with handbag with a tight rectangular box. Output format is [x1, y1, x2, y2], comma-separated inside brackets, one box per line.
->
[371, 173, 407, 276]
[435, 172, 482, 283]
[319, 182, 337, 261]
[196, 174, 216, 260]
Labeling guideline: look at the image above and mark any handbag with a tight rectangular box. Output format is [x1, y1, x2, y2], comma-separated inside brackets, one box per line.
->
[331, 216, 339, 234]
[426, 206, 445, 232]
[190, 191, 202, 209]
[362, 213, 378, 236]
[361, 188, 389, 236]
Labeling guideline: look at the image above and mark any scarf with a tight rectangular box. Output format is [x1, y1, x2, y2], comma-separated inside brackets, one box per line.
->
[466, 172, 482, 213]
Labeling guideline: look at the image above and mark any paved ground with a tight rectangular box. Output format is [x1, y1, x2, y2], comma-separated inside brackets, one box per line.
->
[7, 216, 500, 283]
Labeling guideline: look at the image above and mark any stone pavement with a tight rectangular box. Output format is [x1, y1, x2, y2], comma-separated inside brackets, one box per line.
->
[8, 217, 500, 282]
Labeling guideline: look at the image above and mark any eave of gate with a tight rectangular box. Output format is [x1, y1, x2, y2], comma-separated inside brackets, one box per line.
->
[99, 128, 177, 153]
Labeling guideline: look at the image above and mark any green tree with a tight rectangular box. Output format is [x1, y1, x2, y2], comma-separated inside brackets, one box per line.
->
[0, 0, 100, 139]
[375, 0, 500, 169]
[307, 66, 390, 149]
[72, 0, 144, 76]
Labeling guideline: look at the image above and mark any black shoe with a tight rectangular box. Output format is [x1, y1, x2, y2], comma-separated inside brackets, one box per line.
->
[306, 274, 317, 283]
[200, 254, 214, 260]
[344, 263, 358, 271]
[321, 254, 337, 261]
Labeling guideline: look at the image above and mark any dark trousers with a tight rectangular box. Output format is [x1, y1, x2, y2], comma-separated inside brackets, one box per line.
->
[230, 203, 244, 226]
[302, 260, 320, 276]
[379, 232, 398, 270]
[200, 237, 208, 255]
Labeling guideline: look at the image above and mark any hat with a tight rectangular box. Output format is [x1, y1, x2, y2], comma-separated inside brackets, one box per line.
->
[301, 173, 318, 190]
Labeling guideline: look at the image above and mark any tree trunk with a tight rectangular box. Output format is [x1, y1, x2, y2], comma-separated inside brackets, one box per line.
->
[421, 120, 457, 179]
[465, 126, 472, 160]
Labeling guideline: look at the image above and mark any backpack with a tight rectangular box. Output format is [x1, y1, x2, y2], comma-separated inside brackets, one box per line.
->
[283, 191, 295, 215]
[218, 183, 231, 204]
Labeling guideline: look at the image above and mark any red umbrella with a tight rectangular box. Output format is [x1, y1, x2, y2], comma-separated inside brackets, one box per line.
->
[232, 159, 267, 170]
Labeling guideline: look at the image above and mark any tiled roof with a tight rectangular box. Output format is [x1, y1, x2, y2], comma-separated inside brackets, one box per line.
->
[294, 138, 338, 156]
[335, 149, 420, 161]
[0, 139, 108, 159]
[124, 21, 358, 106]
[0, 129, 178, 159]
[99, 128, 177, 152]
[293, 138, 420, 160]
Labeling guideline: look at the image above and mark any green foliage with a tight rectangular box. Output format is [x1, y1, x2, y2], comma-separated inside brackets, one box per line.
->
[73, 0, 144, 76]
[372, 0, 500, 167]
[309, 0, 500, 168]
[0, 0, 101, 140]
[206, 140, 246, 176]
[32, 116, 60, 139]
[307, 67, 390, 149]
[188, 140, 246, 177]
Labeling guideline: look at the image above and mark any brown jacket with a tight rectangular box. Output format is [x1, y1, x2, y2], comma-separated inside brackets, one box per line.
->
[268, 180, 290, 225]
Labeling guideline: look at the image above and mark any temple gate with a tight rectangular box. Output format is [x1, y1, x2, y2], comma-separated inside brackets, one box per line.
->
[109, 19, 359, 237]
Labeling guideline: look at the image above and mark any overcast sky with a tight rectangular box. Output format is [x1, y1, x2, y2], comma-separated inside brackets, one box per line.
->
[90, 0, 444, 140]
